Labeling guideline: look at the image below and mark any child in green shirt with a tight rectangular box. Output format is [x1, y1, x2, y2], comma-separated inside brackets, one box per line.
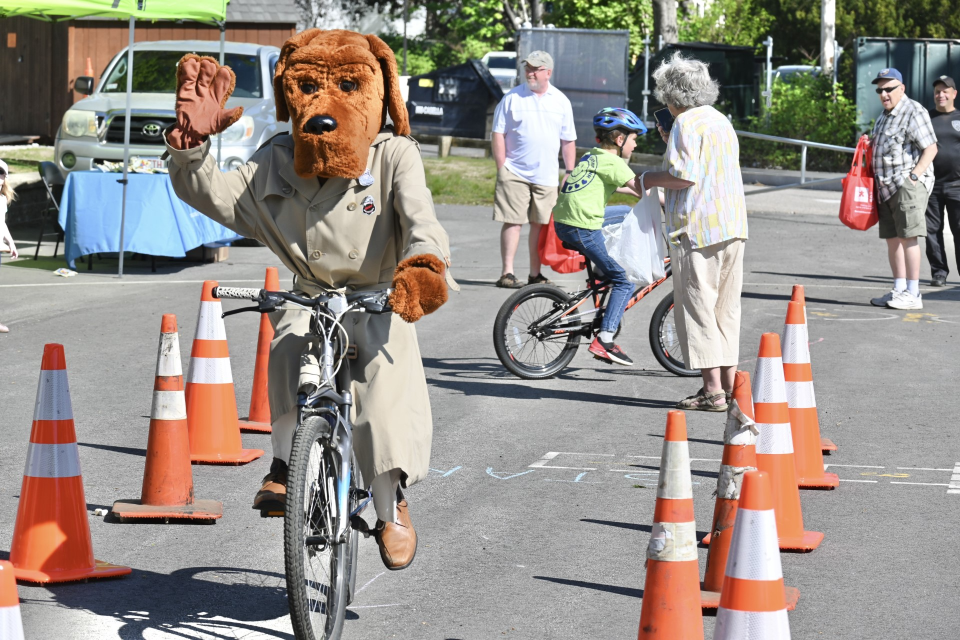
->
[553, 108, 647, 365]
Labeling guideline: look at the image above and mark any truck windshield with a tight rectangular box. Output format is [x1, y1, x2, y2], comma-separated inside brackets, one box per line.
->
[102, 51, 262, 98]
[486, 57, 516, 70]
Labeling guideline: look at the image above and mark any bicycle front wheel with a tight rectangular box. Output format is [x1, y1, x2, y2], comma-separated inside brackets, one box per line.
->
[285, 408, 349, 640]
[648, 291, 700, 377]
[493, 285, 582, 380]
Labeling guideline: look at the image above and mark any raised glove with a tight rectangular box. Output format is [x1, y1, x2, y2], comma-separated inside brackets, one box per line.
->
[389, 254, 449, 323]
[167, 54, 244, 150]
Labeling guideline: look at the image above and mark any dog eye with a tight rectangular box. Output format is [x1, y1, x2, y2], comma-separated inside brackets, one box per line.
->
[299, 82, 318, 95]
[339, 80, 357, 92]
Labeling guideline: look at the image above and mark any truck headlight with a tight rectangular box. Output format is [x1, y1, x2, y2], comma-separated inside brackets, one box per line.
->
[62, 110, 98, 138]
[216, 116, 256, 144]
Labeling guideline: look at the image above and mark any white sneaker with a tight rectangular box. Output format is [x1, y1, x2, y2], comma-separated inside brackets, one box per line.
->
[870, 290, 897, 307]
[886, 290, 923, 310]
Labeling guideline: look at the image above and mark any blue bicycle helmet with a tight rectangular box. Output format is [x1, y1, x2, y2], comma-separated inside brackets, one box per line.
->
[593, 108, 648, 135]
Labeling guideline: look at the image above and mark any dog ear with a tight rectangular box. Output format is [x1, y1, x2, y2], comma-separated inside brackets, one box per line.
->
[274, 29, 321, 123]
[365, 34, 410, 136]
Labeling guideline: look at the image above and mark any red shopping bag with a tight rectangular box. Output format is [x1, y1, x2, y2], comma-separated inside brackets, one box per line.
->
[538, 214, 586, 274]
[839, 135, 879, 231]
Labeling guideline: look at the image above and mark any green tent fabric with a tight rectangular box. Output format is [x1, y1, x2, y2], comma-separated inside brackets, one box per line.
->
[0, 0, 228, 23]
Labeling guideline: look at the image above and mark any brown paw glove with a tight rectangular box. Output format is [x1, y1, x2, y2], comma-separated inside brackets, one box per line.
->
[167, 54, 244, 150]
[389, 254, 449, 323]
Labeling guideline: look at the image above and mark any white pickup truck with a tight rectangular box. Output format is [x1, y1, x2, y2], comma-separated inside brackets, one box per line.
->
[54, 39, 290, 176]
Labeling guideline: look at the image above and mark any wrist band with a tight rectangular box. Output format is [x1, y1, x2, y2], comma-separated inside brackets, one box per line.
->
[564, 169, 573, 174]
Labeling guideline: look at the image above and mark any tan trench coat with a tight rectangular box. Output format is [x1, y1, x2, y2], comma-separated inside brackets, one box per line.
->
[165, 129, 453, 487]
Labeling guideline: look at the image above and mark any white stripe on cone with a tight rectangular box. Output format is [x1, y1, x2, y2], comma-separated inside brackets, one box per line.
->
[33, 370, 73, 421]
[785, 380, 816, 409]
[755, 422, 794, 455]
[151, 390, 188, 421]
[753, 358, 787, 404]
[156, 332, 184, 378]
[723, 508, 782, 580]
[714, 608, 791, 639]
[186, 357, 234, 385]
[0, 605, 25, 640]
[23, 442, 82, 478]
[780, 324, 810, 365]
[646, 521, 698, 562]
[657, 441, 693, 500]
[195, 301, 227, 341]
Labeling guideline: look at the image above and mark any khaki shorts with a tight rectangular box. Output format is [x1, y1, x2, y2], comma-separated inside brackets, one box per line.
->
[492, 166, 557, 225]
[878, 180, 928, 239]
[669, 236, 745, 370]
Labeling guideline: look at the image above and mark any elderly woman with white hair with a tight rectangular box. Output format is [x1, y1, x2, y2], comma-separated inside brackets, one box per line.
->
[641, 53, 748, 412]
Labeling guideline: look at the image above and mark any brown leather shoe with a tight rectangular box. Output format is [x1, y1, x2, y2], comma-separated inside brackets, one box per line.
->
[253, 458, 287, 514]
[375, 499, 417, 570]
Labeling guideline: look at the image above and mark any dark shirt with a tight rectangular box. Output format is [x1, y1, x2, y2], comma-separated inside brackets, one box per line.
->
[929, 108, 960, 185]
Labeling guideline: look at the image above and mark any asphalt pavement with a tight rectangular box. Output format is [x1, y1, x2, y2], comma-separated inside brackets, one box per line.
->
[1, 190, 959, 639]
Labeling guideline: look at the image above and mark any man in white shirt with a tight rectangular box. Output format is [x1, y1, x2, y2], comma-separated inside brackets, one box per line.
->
[491, 51, 577, 288]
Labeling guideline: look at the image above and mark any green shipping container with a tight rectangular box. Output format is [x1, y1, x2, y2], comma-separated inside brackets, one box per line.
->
[855, 37, 960, 132]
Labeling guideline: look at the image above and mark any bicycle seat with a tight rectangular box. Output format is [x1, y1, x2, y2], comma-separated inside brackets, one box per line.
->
[561, 241, 578, 251]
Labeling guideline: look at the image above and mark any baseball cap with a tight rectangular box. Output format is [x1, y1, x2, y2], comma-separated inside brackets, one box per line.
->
[522, 50, 554, 70]
[933, 75, 956, 90]
[871, 68, 903, 84]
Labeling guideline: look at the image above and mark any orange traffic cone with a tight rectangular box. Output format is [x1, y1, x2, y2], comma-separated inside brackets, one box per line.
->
[113, 315, 223, 521]
[239, 267, 279, 434]
[753, 333, 823, 552]
[790, 285, 837, 454]
[83, 57, 94, 78]
[638, 410, 704, 640]
[783, 300, 839, 489]
[0, 561, 24, 640]
[713, 470, 793, 640]
[702, 371, 800, 610]
[185, 281, 264, 464]
[10, 344, 131, 583]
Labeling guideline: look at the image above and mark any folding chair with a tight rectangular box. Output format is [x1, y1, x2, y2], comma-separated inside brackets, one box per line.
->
[34, 162, 65, 260]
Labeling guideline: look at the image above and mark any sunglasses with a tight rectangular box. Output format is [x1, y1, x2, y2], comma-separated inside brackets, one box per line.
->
[0, 170, 6, 177]
[876, 85, 901, 95]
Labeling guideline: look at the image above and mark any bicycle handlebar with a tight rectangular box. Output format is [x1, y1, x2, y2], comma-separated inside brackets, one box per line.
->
[212, 285, 394, 315]
[214, 286, 262, 301]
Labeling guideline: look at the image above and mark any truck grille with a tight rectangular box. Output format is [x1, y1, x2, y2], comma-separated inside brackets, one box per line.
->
[105, 116, 176, 145]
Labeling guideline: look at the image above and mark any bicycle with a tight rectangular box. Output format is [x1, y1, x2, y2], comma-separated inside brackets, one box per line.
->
[492, 252, 699, 380]
[215, 284, 394, 640]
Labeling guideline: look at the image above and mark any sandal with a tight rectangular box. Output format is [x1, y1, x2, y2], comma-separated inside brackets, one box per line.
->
[675, 388, 728, 412]
[496, 273, 523, 289]
[528, 273, 554, 285]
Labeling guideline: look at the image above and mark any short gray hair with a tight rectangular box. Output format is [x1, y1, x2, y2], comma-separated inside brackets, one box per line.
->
[652, 52, 720, 109]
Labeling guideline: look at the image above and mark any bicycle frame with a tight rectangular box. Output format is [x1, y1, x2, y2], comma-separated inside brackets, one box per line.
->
[523, 258, 673, 341]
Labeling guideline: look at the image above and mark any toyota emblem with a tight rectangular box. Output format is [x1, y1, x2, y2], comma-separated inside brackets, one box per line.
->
[142, 123, 162, 138]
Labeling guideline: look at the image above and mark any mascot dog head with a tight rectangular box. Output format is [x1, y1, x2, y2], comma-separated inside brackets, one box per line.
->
[274, 30, 410, 179]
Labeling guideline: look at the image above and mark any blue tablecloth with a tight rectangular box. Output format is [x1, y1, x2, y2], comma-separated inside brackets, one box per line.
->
[58, 172, 241, 269]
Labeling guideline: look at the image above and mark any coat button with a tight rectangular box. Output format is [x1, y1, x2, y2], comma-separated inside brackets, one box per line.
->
[347, 202, 357, 211]
[281, 183, 292, 194]
[311, 250, 322, 260]
[348, 250, 359, 260]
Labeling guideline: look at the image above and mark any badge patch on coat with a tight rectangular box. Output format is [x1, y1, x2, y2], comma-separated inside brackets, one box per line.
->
[361, 195, 376, 215]
[953, 120, 960, 133]
[359, 171, 375, 187]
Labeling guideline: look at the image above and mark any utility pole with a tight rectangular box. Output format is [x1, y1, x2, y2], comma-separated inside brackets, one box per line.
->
[402, 0, 408, 75]
[821, 0, 836, 78]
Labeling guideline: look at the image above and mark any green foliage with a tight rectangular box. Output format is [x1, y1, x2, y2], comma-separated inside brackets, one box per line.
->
[547, 0, 654, 58]
[739, 74, 859, 172]
[679, 0, 774, 47]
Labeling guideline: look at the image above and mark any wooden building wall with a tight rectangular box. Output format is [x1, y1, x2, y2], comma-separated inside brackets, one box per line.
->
[0, 18, 296, 142]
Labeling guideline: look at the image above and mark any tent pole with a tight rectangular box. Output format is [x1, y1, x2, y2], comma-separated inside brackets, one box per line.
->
[118, 15, 135, 278]
[217, 22, 225, 168]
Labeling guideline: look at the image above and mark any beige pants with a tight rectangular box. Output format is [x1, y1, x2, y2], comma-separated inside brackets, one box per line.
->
[492, 166, 558, 225]
[669, 236, 745, 369]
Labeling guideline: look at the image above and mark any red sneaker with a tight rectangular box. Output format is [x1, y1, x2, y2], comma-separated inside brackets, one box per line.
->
[588, 337, 634, 366]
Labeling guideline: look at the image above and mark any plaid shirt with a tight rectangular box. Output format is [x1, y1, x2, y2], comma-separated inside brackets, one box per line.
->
[870, 97, 937, 202]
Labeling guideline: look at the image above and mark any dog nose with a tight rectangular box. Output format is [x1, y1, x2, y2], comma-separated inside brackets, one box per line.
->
[303, 115, 338, 135]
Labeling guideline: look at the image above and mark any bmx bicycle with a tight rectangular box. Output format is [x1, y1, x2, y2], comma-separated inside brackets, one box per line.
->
[492, 250, 699, 380]
[215, 284, 394, 640]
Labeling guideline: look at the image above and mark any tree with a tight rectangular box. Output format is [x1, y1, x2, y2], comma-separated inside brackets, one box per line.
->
[652, 0, 678, 47]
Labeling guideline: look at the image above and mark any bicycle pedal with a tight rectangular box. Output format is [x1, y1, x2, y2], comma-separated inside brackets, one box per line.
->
[260, 510, 284, 518]
[592, 354, 613, 365]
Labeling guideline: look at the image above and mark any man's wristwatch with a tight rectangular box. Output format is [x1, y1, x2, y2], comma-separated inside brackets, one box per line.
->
[909, 172, 919, 182]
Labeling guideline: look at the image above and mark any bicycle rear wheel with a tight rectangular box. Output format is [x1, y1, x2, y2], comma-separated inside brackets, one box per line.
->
[649, 291, 700, 377]
[285, 408, 349, 640]
[493, 285, 582, 379]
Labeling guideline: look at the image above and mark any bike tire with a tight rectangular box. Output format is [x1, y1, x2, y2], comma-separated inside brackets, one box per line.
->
[285, 407, 349, 640]
[344, 453, 360, 606]
[648, 291, 700, 377]
[493, 285, 581, 380]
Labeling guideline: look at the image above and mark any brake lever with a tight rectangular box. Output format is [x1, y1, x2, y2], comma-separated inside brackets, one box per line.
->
[221, 306, 261, 318]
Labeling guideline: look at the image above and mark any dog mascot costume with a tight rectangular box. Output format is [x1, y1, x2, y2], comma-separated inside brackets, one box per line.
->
[165, 29, 455, 570]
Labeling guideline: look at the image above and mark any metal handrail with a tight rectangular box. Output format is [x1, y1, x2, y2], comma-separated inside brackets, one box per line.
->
[734, 130, 856, 195]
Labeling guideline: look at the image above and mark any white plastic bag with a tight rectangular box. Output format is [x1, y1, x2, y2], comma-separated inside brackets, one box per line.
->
[603, 188, 666, 286]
